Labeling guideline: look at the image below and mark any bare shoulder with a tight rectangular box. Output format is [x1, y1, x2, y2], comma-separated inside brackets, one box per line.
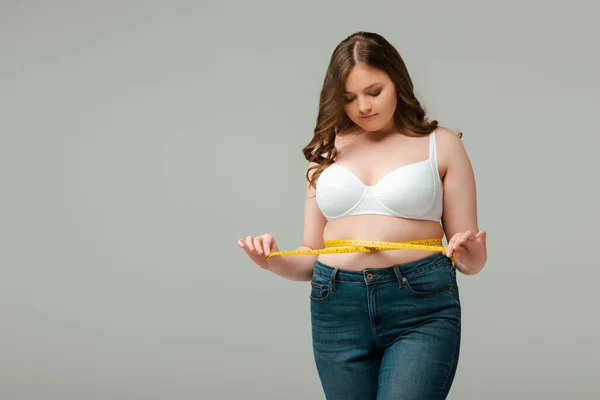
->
[434, 126, 464, 147]
[307, 160, 320, 181]
[319, 132, 355, 160]
[332, 132, 355, 153]
[434, 126, 469, 176]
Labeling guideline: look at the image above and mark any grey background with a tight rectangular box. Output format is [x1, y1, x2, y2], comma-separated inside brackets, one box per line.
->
[1, 1, 598, 399]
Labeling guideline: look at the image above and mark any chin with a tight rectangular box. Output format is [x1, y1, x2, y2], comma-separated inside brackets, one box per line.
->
[352, 115, 394, 133]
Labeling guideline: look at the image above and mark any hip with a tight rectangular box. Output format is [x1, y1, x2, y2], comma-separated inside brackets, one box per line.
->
[309, 252, 461, 342]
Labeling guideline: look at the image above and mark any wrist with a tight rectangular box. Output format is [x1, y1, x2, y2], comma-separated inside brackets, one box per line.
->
[456, 257, 486, 275]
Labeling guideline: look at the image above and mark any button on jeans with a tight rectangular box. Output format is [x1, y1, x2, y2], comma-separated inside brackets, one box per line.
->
[310, 253, 461, 400]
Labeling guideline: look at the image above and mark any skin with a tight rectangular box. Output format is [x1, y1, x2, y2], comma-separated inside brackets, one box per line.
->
[238, 63, 487, 278]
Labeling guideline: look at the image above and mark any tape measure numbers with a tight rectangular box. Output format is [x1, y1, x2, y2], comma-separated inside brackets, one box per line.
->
[266, 238, 455, 262]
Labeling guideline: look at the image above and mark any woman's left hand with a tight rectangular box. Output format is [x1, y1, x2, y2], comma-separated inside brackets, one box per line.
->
[446, 230, 487, 275]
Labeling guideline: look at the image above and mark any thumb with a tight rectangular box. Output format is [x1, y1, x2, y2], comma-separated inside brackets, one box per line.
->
[476, 230, 487, 244]
[262, 236, 279, 256]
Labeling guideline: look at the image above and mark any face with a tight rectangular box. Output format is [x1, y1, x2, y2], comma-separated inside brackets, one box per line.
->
[343, 64, 398, 133]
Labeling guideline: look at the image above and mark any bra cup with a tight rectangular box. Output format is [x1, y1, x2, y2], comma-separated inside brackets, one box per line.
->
[315, 160, 441, 221]
[315, 167, 366, 219]
[373, 164, 436, 217]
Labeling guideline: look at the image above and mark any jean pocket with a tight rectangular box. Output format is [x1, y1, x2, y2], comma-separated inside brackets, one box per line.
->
[403, 265, 453, 296]
[310, 274, 331, 301]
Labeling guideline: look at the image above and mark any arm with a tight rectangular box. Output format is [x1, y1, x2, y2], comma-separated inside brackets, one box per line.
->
[439, 128, 487, 275]
[265, 162, 327, 281]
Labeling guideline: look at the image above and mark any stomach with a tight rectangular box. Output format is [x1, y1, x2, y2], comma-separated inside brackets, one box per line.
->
[318, 215, 446, 271]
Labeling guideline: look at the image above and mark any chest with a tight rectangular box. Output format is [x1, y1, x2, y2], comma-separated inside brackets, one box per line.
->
[333, 137, 441, 187]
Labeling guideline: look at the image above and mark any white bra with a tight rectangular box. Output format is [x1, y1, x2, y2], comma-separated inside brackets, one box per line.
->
[315, 131, 443, 221]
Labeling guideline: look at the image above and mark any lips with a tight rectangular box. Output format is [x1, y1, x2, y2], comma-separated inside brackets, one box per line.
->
[361, 113, 377, 119]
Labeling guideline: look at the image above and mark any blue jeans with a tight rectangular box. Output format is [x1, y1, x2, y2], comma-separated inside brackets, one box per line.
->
[310, 253, 461, 400]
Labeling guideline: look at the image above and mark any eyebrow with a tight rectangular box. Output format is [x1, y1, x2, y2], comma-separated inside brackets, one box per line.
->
[344, 82, 382, 94]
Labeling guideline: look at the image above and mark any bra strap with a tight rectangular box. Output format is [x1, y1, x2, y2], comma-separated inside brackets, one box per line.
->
[429, 130, 438, 169]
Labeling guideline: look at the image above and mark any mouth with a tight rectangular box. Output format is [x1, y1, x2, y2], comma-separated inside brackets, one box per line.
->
[361, 113, 378, 119]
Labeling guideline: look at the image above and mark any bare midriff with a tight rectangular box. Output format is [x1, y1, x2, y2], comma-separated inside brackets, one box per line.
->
[318, 214, 445, 271]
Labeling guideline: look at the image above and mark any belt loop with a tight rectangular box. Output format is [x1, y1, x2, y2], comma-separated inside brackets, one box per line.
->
[392, 266, 404, 288]
[330, 268, 339, 291]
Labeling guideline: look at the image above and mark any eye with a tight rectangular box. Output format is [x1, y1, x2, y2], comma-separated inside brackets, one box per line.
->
[343, 88, 381, 104]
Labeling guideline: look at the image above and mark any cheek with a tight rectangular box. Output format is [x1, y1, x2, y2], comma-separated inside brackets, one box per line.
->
[343, 103, 355, 116]
[343, 104, 359, 123]
[380, 92, 397, 115]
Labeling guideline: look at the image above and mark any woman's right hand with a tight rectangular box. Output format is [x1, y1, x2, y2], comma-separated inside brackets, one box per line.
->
[237, 233, 280, 270]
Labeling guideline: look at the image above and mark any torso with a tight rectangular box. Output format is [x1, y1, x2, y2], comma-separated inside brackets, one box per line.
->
[316, 130, 448, 271]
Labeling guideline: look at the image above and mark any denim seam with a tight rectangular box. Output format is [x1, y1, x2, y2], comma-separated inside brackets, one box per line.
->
[310, 282, 330, 301]
[403, 263, 449, 278]
[330, 268, 338, 291]
[447, 273, 461, 322]
[313, 274, 399, 285]
[393, 266, 404, 287]
[310, 293, 329, 301]
[375, 284, 384, 330]
[403, 279, 452, 296]
[313, 272, 328, 281]
[366, 286, 380, 338]
[314, 262, 449, 283]
[437, 325, 461, 400]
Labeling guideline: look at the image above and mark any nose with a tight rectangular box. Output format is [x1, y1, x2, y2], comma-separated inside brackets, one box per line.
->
[357, 96, 372, 115]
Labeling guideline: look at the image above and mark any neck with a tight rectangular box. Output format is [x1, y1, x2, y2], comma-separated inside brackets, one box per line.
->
[363, 118, 399, 139]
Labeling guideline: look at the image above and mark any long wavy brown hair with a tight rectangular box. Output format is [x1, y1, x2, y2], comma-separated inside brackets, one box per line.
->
[302, 31, 461, 189]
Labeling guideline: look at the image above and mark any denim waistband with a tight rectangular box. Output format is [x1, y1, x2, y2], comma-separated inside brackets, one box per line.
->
[313, 252, 453, 285]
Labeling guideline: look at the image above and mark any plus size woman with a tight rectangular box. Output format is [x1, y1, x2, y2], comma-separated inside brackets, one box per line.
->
[238, 31, 487, 400]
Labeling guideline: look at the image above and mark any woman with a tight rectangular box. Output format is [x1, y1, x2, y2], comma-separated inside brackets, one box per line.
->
[238, 31, 487, 400]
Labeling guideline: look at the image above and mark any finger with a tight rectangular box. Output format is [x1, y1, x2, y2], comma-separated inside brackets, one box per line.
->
[453, 246, 465, 260]
[446, 241, 456, 257]
[446, 234, 461, 256]
[480, 231, 487, 245]
[245, 236, 255, 252]
[459, 231, 477, 247]
[459, 237, 473, 251]
[263, 236, 272, 256]
[238, 240, 255, 257]
[253, 237, 264, 255]
[461, 231, 474, 243]
[450, 241, 465, 257]
[446, 239, 454, 256]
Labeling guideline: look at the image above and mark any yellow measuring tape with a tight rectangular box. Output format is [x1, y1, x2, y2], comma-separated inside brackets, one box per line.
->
[266, 238, 455, 263]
